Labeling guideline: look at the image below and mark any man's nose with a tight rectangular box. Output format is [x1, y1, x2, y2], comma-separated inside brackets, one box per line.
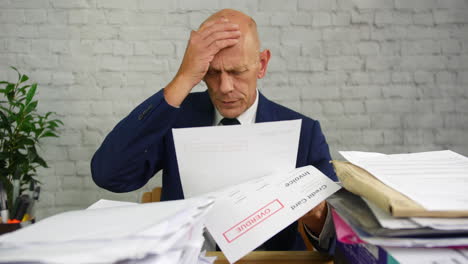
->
[219, 72, 234, 94]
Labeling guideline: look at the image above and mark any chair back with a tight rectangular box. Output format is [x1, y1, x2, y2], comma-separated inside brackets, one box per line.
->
[141, 187, 162, 203]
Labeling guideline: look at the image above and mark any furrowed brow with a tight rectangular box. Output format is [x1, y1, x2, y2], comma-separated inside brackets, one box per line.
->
[225, 65, 249, 72]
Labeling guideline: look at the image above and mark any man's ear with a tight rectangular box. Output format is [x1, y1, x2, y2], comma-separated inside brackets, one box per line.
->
[257, 49, 271, 79]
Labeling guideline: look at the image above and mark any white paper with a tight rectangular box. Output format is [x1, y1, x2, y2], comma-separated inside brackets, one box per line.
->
[357, 231, 468, 248]
[357, 233, 468, 248]
[86, 199, 136, 209]
[336, 207, 468, 248]
[173, 120, 301, 198]
[363, 198, 420, 229]
[0, 197, 213, 264]
[204, 165, 341, 263]
[0, 198, 210, 243]
[385, 247, 468, 264]
[340, 150, 468, 211]
[411, 217, 468, 230]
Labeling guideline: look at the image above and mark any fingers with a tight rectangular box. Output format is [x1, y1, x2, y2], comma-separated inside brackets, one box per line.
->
[174, 17, 240, 87]
[190, 18, 240, 46]
[198, 19, 217, 31]
[207, 38, 239, 54]
[200, 19, 241, 54]
[200, 22, 240, 40]
[204, 30, 241, 49]
[199, 17, 229, 29]
[208, 30, 241, 41]
[303, 201, 326, 217]
[198, 17, 227, 31]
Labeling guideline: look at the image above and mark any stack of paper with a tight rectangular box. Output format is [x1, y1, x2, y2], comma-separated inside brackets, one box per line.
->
[0, 197, 215, 264]
[330, 150, 468, 264]
[0, 120, 341, 264]
[329, 189, 468, 248]
[173, 120, 341, 263]
[338, 150, 468, 216]
[331, 203, 468, 264]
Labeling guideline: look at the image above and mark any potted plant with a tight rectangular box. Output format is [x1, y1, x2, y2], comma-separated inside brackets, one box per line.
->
[0, 67, 63, 221]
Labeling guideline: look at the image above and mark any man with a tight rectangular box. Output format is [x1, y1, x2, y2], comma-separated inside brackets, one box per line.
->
[91, 9, 337, 252]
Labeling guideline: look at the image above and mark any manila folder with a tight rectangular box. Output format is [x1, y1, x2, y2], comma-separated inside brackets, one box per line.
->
[331, 160, 468, 218]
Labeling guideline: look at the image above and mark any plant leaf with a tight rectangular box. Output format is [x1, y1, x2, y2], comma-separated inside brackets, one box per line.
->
[10, 66, 20, 80]
[13, 167, 22, 180]
[0, 110, 12, 133]
[18, 137, 35, 146]
[27, 147, 37, 162]
[54, 119, 64, 125]
[18, 85, 30, 95]
[25, 83, 37, 105]
[0, 152, 9, 160]
[5, 83, 14, 93]
[20, 74, 29, 83]
[40, 131, 58, 138]
[25, 101, 38, 114]
[34, 155, 48, 168]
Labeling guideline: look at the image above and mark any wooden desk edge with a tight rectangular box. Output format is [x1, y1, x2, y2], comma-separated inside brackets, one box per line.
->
[206, 251, 333, 264]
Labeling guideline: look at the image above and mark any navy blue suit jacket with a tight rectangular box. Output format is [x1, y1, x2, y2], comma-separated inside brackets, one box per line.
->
[91, 89, 337, 250]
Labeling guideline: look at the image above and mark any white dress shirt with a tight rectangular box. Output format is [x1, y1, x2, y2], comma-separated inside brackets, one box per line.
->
[213, 90, 259, 126]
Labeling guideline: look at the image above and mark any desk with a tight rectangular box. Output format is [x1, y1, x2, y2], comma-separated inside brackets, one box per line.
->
[206, 251, 333, 264]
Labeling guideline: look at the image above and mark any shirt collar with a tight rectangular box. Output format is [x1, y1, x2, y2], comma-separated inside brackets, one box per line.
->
[214, 89, 259, 125]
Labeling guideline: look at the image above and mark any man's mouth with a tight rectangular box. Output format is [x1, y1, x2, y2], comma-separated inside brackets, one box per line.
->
[221, 99, 238, 106]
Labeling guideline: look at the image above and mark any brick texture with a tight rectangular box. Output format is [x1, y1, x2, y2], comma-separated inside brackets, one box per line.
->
[0, 0, 467, 220]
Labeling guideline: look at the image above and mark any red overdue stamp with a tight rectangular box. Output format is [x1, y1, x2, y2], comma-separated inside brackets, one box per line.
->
[223, 199, 284, 243]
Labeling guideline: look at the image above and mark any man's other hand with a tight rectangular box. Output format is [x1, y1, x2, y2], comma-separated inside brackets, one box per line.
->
[300, 201, 328, 237]
[164, 18, 241, 107]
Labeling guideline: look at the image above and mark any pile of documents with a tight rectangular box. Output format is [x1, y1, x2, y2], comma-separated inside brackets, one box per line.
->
[173, 120, 341, 263]
[0, 120, 342, 264]
[329, 150, 468, 264]
[0, 197, 215, 264]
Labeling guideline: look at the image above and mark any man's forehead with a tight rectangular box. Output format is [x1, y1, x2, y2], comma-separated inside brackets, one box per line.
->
[210, 45, 258, 71]
[209, 62, 250, 71]
[209, 55, 255, 71]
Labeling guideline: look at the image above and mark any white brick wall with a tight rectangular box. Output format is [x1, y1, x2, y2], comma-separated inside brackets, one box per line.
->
[0, 0, 467, 220]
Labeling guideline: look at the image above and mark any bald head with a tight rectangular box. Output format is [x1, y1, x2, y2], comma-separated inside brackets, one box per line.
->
[200, 9, 271, 118]
[200, 9, 260, 52]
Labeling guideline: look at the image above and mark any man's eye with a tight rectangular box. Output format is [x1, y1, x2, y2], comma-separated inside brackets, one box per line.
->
[232, 70, 246, 76]
[207, 70, 219, 75]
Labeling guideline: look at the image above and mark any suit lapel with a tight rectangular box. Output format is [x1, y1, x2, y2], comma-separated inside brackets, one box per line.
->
[255, 92, 276, 123]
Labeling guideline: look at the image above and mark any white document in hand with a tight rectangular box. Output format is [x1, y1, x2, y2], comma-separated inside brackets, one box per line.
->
[204, 166, 341, 263]
[173, 119, 301, 198]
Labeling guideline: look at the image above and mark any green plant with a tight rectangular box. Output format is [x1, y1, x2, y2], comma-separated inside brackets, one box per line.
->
[0, 67, 63, 211]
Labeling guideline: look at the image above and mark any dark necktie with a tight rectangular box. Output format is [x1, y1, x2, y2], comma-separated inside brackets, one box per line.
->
[220, 117, 240, 126]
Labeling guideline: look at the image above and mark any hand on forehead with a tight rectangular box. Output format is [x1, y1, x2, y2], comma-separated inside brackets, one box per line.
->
[200, 9, 260, 51]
